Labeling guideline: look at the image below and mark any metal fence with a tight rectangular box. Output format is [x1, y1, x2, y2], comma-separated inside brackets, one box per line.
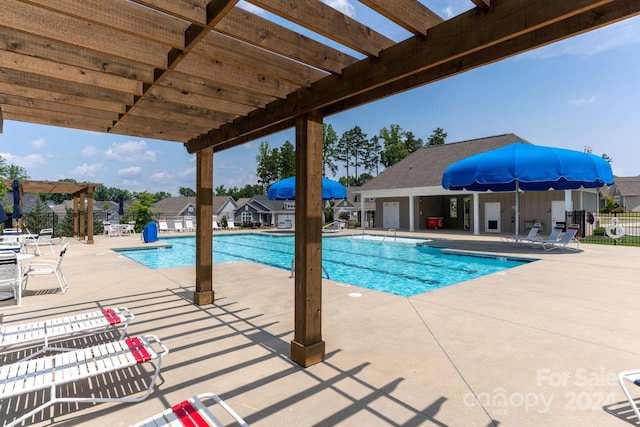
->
[566, 210, 640, 247]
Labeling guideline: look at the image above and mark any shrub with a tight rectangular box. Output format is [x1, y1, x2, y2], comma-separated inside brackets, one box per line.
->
[593, 227, 606, 236]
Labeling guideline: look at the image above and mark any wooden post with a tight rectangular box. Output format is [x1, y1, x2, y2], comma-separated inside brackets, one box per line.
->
[78, 191, 86, 241]
[194, 146, 214, 305]
[87, 187, 94, 244]
[290, 111, 325, 367]
[73, 195, 80, 239]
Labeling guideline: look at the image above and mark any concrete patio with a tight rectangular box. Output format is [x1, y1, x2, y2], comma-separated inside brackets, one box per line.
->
[1, 230, 639, 426]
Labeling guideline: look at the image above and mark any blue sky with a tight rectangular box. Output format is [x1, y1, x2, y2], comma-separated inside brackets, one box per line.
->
[1, 2, 639, 196]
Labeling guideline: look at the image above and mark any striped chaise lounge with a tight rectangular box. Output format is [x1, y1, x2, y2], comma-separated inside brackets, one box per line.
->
[0, 307, 134, 360]
[133, 392, 249, 427]
[1, 334, 168, 427]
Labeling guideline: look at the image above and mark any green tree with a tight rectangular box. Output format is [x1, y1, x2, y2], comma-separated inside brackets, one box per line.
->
[256, 141, 279, 193]
[367, 136, 383, 176]
[127, 191, 156, 232]
[323, 124, 339, 177]
[404, 131, 424, 152]
[379, 124, 408, 168]
[278, 141, 295, 179]
[336, 126, 369, 183]
[151, 191, 171, 202]
[215, 185, 228, 196]
[426, 127, 447, 146]
[179, 187, 196, 197]
[6, 164, 29, 180]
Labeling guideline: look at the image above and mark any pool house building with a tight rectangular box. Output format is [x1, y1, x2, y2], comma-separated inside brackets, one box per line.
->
[356, 134, 602, 236]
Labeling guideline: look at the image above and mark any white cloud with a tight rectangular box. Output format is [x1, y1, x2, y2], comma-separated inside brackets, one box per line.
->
[0, 152, 46, 168]
[31, 138, 46, 150]
[117, 166, 142, 177]
[150, 171, 173, 183]
[81, 145, 97, 157]
[70, 161, 104, 178]
[569, 96, 596, 106]
[104, 140, 156, 162]
[179, 166, 196, 177]
[522, 17, 640, 60]
[322, 0, 355, 17]
[443, 7, 455, 19]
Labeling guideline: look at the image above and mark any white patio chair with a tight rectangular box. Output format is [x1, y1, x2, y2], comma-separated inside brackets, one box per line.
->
[22, 243, 69, 293]
[23, 228, 54, 255]
[0, 252, 21, 308]
[227, 220, 237, 230]
[174, 220, 184, 232]
[184, 219, 195, 231]
[133, 392, 249, 427]
[541, 224, 581, 251]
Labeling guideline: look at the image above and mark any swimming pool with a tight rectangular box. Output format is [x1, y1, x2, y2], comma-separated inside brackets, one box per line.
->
[116, 234, 528, 297]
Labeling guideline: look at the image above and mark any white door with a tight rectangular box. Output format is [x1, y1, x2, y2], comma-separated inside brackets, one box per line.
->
[383, 202, 400, 229]
[551, 201, 565, 228]
[484, 202, 501, 233]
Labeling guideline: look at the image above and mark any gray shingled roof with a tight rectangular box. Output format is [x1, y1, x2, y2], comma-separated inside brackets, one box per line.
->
[358, 133, 529, 191]
[611, 176, 640, 196]
[153, 196, 235, 216]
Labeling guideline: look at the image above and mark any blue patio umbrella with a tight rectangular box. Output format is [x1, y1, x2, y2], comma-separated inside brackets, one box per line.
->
[11, 180, 22, 222]
[118, 195, 125, 216]
[267, 176, 347, 200]
[442, 142, 614, 243]
[0, 203, 7, 224]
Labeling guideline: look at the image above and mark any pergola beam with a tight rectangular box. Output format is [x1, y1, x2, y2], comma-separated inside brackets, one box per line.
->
[186, 0, 617, 153]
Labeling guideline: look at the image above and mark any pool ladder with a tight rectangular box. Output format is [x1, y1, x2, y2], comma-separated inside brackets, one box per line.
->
[290, 257, 330, 279]
[383, 228, 397, 242]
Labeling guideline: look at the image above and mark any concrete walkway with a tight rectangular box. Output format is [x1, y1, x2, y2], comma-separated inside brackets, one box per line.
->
[0, 230, 639, 426]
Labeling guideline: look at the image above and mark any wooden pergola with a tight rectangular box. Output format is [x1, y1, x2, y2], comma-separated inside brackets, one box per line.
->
[3, 179, 102, 244]
[0, 0, 637, 367]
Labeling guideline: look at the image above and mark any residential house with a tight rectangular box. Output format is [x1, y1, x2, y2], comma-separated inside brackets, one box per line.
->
[607, 176, 640, 212]
[356, 134, 600, 235]
[235, 195, 293, 228]
[331, 187, 376, 227]
[154, 196, 237, 226]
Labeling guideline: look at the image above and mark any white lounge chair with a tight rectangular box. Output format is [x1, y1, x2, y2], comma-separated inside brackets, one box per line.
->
[213, 220, 221, 230]
[619, 368, 640, 423]
[0, 306, 135, 359]
[541, 224, 580, 251]
[1, 334, 168, 427]
[227, 220, 237, 230]
[501, 222, 540, 244]
[530, 223, 564, 247]
[22, 243, 69, 293]
[174, 220, 184, 232]
[133, 392, 249, 427]
[158, 219, 170, 232]
[185, 219, 195, 231]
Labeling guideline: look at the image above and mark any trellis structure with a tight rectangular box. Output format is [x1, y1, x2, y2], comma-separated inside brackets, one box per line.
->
[0, 0, 638, 366]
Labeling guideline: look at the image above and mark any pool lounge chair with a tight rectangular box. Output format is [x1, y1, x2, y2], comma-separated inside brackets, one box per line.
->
[1, 334, 168, 427]
[227, 220, 237, 230]
[541, 224, 580, 251]
[174, 220, 184, 232]
[158, 219, 170, 232]
[500, 222, 541, 244]
[133, 392, 249, 427]
[619, 368, 640, 422]
[0, 306, 134, 359]
[530, 223, 565, 247]
[0, 252, 21, 308]
[185, 219, 195, 231]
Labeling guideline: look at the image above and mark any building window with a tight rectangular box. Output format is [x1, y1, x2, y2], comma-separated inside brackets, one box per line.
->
[285, 202, 295, 210]
[241, 212, 253, 223]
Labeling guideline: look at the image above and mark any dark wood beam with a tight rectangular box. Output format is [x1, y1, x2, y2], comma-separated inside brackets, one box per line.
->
[186, 0, 618, 153]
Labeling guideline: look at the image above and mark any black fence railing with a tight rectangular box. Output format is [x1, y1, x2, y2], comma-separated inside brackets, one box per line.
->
[567, 210, 640, 247]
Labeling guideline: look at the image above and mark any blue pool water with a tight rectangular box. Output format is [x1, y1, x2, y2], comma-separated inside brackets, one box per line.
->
[116, 234, 528, 297]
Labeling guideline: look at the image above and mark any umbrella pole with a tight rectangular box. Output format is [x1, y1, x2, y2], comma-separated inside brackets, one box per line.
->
[515, 180, 520, 245]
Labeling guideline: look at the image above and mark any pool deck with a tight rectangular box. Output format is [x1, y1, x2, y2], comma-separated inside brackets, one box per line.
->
[1, 229, 639, 426]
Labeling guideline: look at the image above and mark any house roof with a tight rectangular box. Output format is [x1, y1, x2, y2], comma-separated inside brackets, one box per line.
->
[237, 194, 289, 213]
[154, 196, 235, 217]
[1, 193, 53, 214]
[611, 176, 640, 196]
[358, 133, 529, 193]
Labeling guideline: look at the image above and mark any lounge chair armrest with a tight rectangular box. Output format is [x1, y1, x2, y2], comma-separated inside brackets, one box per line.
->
[26, 261, 57, 268]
